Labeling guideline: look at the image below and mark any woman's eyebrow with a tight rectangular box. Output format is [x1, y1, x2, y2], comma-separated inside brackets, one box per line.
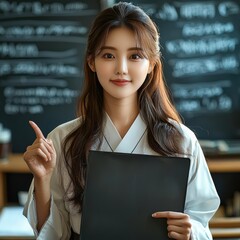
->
[128, 47, 143, 51]
[100, 46, 116, 51]
[100, 46, 143, 51]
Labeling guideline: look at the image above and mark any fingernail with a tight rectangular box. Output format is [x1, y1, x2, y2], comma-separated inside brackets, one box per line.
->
[152, 213, 157, 217]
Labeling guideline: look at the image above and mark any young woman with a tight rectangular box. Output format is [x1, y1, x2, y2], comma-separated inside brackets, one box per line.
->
[23, 2, 220, 239]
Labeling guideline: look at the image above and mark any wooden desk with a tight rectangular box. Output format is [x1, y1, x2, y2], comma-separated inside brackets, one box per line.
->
[207, 156, 240, 238]
[0, 155, 30, 208]
[207, 157, 240, 172]
[211, 228, 240, 238]
[210, 217, 240, 238]
[1, 154, 240, 238]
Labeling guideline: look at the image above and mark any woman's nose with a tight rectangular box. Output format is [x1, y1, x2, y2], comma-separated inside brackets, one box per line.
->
[115, 58, 128, 75]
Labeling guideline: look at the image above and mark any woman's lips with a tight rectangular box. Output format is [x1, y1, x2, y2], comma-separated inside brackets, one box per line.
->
[110, 79, 131, 86]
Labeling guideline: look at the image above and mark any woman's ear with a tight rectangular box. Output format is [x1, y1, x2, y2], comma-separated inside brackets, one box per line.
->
[88, 57, 96, 72]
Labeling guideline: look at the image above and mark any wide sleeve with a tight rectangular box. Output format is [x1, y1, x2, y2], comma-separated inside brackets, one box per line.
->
[23, 125, 74, 240]
[23, 173, 71, 240]
[184, 139, 220, 240]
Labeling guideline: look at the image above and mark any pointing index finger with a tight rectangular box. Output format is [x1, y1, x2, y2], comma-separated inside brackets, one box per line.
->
[29, 121, 45, 139]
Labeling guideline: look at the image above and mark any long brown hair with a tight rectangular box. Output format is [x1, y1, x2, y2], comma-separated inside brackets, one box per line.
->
[63, 2, 183, 210]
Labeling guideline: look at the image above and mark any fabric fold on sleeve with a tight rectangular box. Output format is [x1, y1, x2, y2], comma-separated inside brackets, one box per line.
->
[23, 179, 71, 240]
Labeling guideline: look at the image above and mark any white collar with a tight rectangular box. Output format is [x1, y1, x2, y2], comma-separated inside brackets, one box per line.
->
[103, 112, 147, 153]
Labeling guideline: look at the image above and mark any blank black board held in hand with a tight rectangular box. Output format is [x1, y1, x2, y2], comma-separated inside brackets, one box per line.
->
[80, 151, 190, 240]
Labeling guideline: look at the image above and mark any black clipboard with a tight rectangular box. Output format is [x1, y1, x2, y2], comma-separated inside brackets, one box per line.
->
[80, 151, 190, 240]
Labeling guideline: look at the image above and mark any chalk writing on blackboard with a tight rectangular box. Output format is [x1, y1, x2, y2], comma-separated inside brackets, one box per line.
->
[0, 1, 95, 16]
[172, 80, 232, 114]
[0, 0, 100, 152]
[131, 0, 240, 140]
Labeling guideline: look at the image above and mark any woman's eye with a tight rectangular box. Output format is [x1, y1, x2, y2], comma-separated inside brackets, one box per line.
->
[130, 54, 142, 60]
[103, 53, 114, 59]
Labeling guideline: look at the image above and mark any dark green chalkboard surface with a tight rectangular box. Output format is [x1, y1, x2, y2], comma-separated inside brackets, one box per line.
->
[130, 0, 240, 142]
[0, 1, 101, 152]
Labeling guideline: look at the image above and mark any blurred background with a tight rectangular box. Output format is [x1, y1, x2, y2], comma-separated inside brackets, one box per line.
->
[0, 0, 239, 239]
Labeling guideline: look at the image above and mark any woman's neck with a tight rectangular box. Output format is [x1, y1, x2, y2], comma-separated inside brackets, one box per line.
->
[104, 96, 139, 138]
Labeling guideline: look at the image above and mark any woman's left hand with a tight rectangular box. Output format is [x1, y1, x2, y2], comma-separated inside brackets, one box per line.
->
[152, 211, 192, 240]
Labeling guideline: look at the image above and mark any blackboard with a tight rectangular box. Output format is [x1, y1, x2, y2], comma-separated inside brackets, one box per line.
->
[130, 0, 240, 141]
[0, 1, 101, 152]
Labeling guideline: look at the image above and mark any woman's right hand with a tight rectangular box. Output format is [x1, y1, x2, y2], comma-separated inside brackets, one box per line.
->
[23, 121, 56, 181]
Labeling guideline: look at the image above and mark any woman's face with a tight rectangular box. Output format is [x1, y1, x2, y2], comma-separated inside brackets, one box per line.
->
[89, 27, 152, 102]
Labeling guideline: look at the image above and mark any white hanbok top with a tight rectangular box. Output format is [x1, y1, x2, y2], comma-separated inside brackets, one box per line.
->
[24, 113, 220, 240]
